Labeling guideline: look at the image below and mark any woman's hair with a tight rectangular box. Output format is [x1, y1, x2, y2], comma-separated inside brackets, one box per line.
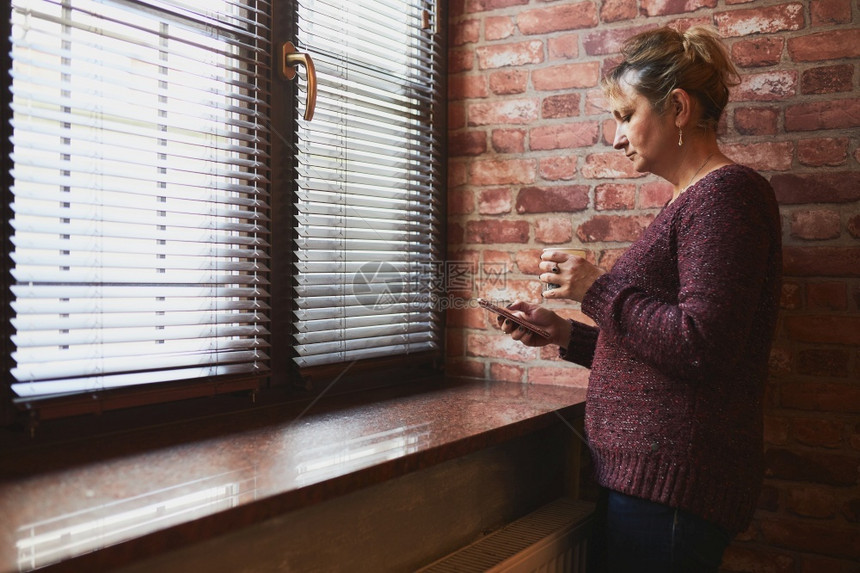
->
[602, 26, 740, 130]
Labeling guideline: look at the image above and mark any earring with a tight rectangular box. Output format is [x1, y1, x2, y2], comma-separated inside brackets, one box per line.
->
[678, 127, 683, 147]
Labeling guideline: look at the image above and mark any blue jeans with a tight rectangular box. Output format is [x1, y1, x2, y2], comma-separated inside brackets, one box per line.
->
[588, 489, 732, 573]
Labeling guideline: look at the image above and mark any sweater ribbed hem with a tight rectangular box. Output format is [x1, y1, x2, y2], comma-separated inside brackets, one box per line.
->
[590, 446, 760, 535]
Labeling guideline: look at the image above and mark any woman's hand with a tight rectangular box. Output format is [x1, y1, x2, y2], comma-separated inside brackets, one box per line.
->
[496, 300, 572, 350]
[540, 250, 605, 302]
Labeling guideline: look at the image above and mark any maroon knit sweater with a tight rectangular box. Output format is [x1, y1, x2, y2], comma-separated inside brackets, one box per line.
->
[563, 164, 782, 535]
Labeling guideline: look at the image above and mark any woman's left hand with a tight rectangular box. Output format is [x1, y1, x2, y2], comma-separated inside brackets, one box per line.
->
[540, 251, 605, 302]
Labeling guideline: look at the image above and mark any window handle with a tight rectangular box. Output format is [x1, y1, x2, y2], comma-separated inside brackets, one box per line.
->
[280, 42, 317, 121]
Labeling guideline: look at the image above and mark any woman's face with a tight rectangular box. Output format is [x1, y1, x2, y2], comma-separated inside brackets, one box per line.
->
[609, 75, 677, 179]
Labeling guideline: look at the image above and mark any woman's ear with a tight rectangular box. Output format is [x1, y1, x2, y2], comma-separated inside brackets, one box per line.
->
[670, 88, 692, 127]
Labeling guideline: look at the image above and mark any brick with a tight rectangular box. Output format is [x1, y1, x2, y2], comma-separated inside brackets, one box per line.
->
[765, 415, 790, 445]
[489, 69, 529, 95]
[790, 209, 841, 240]
[577, 214, 654, 243]
[516, 185, 590, 213]
[535, 216, 573, 244]
[639, 181, 673, 208]
[595, 183, 636, 211]
[584, 88, 609, 116]
[448, 160, 468, 188]
[800, 554, 860, 573]
[527, 365, 591, 387]
[792, 417, 845, 449]
[759, 517, 860, 559]
[783, 246, 860, 277]
[807, 282, 848, 311]
[468, 98, 539, 126]
[721, 545, 795, 573]
[480, 278, 535, 303]
[491, 129, 525, 154]
[449, 75, 488, 100]
[849, 214, 860, 239]
[845, 496, 860, 522]
[801, 64, 854, 95]
[469, 158, 536, 186]
[583, 25, 656, 56]
[445, 358, 486, 379]
[483, 249, 516, 273]
[602, 118, 616, 146]
[451, 19, 481, 46]
[447, 303, 484, 329]
[797, 137, 849, 167]
[449, 50, 474, 73]
[541, 94, 581, 119]
[448, 222, 464, 245]
[446, 327, 465, 357]
[779, 281, 802, 310]
[715, 4, 804, 37]
[448, 188, 475, 215]
[764, 448, 858, 486]
[476, 40, 545, 70]
[489, 362, 524, 382]
[786, 485, 839, 518]
[485, 16, 515, 41]
[811, 0, 853, 25]
[515, 248, 542, 276]
[772, 172, 860, 204]
[781, 382, 860, 413]
[532, 62, 600, 91]
[734, 106, 779, 136]
[723, 141, 793, 171]
[784, 315, 860, 345]
[640, 0, 716, 17]
[600, 0, 638, 22]
[581, 152, 645, 179]
[517, 3, 598, 35]
[731, 37, 785, 68]
[788, 29, 860, 61]
[465, 219, 530, 244]
[785, 98, 860, 131]
[530, 122, 599, 150]
[547, 34, 580, 60]
[478, 187, 513, 215]
[449, 131, 488, 157]
[733, 71, 797, 102]
[539, 155, 578, 181]
[449, 102, 467, 130]
[465, 0, 530, 14]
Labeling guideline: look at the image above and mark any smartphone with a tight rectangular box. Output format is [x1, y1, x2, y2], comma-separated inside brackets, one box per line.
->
[477, 298, 550, 339]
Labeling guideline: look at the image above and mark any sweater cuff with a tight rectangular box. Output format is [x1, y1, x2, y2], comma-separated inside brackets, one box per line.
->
[581, 271, 628, 328]
[558, 319, 597, 369]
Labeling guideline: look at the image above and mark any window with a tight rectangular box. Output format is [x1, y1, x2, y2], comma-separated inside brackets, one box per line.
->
[2, 0, 444, 425]
[290, 1, 444, 368]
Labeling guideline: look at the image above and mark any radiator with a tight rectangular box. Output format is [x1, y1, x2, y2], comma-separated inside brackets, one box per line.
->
[417, 498, 595, 573]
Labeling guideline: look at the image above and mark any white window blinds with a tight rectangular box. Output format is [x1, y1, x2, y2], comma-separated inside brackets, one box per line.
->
[291, 0, 444, 368]
[8, 0, 271, 399]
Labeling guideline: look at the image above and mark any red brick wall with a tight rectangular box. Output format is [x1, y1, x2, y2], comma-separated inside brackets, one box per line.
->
[444, 0, 859, 570]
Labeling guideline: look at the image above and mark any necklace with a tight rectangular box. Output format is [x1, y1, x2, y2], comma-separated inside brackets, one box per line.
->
[683, 153, 714, 192]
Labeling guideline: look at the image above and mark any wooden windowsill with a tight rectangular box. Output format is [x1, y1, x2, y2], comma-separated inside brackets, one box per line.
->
[0, 376, 587, 572]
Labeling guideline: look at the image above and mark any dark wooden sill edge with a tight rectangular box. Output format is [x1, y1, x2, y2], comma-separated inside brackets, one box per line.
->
[42, 404, 585, 573]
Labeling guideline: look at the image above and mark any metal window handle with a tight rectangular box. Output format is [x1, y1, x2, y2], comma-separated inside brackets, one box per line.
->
[281, 41, 316, 121]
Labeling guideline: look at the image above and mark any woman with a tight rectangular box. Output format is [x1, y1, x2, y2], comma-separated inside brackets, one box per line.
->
[498, 26, 782, 572]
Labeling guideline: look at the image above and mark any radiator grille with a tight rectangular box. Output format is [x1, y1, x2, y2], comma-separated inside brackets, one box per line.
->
[417, 498, 594, 573]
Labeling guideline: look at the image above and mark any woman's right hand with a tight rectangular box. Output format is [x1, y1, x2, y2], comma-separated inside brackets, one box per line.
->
[497, 300, 572, 350]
